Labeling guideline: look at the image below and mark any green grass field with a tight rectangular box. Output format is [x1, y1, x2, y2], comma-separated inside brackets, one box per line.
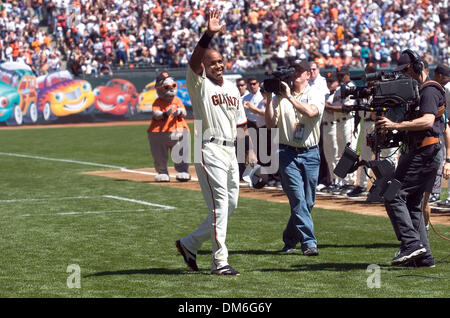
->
[0, 123, 449, 299]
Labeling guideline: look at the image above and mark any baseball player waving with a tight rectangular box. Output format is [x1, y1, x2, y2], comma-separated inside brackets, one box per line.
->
[176, 8, 256, 276]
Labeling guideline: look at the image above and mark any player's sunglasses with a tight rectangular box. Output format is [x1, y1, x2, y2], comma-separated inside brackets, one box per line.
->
[237, 83, 246, 87]
[162, 83, 177, 90]
[248, 82, 258, 86]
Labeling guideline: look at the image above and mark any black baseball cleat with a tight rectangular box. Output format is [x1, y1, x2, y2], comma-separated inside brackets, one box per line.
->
[347, 186, 368, 197]
[391, 243, 426, 266]
[176, 240, 199, 272]
[400, 256, 436, 268]
[211, 265, 240, 276]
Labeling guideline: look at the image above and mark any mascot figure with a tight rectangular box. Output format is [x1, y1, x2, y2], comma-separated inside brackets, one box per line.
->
[147, 72, 191, 182]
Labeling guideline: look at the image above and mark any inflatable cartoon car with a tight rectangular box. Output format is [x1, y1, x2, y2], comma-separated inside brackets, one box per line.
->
[93, 79, 138, 117]
[0, 81, 21, 125]
[36, 70, 95, 120]
[0, 62, 38, 125]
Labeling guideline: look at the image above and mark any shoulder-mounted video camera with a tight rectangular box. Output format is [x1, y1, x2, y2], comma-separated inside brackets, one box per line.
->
[261, 66, 296, 95]
[340, 70, 419, 152]
[341, 71, 420, 109]
[333, 70, 420, 203]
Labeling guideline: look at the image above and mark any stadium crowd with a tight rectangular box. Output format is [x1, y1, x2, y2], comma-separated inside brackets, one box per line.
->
[0, 0, 448, 76]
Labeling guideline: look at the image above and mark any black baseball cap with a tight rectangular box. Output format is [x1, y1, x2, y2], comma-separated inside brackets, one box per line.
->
[325, 71, 338, 82]
[291, 60, 311, 72]
[156, 71, 172, 87]
[435, 64, 450, 77]
[337, 66, 350, 76]
[394, 52, 413, 71]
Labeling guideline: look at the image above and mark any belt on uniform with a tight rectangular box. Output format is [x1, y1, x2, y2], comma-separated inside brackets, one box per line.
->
[420, 136, 439, 148]
[322, 121, 336, 126]
[407, 136, 440, 151]
[281, 144, 318, 153]
[207, 137, 236, 147]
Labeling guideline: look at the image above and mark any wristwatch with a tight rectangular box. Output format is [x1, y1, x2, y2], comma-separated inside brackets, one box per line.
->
[446, 158, 450, 163]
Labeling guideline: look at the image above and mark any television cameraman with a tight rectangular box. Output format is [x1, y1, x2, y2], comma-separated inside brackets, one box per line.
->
[264, 60, 324, 256]
[375, 50, 446, 267]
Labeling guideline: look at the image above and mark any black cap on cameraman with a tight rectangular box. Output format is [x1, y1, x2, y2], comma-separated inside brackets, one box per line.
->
[394, 52, 413, 71]
[291, 60, 311, 72]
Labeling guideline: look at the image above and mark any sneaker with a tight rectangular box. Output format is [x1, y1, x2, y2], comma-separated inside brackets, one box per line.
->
[340, 185, 356, 195]
[391, 243, 427, 266]
[155, 174, 170, 182]
[401, 256, 436, 268]
[331, 185, 343, 195]
[211, 265, 240, 276]
[303, 247, 319, 256]
[175, 240, 199, 272]
[281, 246, 296, 253]
[347, 185, 368, 197]
[317, 183, 326, 191]
[428, 193, 440, 204]
[322, 184, 337, 193]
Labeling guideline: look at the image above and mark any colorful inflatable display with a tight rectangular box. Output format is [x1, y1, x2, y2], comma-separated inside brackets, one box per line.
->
[0, 65, 193, 125]
[37, 70, 95, 121]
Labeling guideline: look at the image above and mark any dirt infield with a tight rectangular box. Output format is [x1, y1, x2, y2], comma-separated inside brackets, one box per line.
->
[84, 166, 450, 227]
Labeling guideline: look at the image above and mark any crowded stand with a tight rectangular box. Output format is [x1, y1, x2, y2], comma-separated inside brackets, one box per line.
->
[0, 0, 448, 76]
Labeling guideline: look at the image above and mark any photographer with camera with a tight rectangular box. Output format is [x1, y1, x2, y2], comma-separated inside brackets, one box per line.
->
[264, 60, 324, 256]
[375, 50, 446, 267]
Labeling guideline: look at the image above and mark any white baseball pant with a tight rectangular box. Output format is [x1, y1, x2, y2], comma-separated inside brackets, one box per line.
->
[180, 142, 239, 271]
[335, 112, 359, 185]
[321, 111, 339, 183]
[358, 119, 375, 188]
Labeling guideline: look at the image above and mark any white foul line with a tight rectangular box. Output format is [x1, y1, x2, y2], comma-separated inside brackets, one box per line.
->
[16, 195, 176, 217]
[20, 209, 150, 217]
[0, 152, 123, 169]
[0, 152, 197, 181]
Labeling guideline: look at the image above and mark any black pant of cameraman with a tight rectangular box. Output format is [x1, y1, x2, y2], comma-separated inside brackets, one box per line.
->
[384, 143, 440, 265]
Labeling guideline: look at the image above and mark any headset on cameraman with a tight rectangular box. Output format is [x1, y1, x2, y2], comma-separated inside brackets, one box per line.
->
[402, 49, 425, 75]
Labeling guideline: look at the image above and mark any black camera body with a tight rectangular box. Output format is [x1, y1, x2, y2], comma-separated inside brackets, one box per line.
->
[341, 71, 420, 109]
[262, 66, 296, 95]
[334, 71, 420, 202]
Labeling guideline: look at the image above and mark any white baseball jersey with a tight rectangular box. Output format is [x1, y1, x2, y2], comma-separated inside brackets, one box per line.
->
[186, 66, 247, 141]
[182, 65, 246, 271]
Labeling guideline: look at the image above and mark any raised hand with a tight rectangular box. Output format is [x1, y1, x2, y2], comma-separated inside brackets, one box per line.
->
[207, 8, 225, 34]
